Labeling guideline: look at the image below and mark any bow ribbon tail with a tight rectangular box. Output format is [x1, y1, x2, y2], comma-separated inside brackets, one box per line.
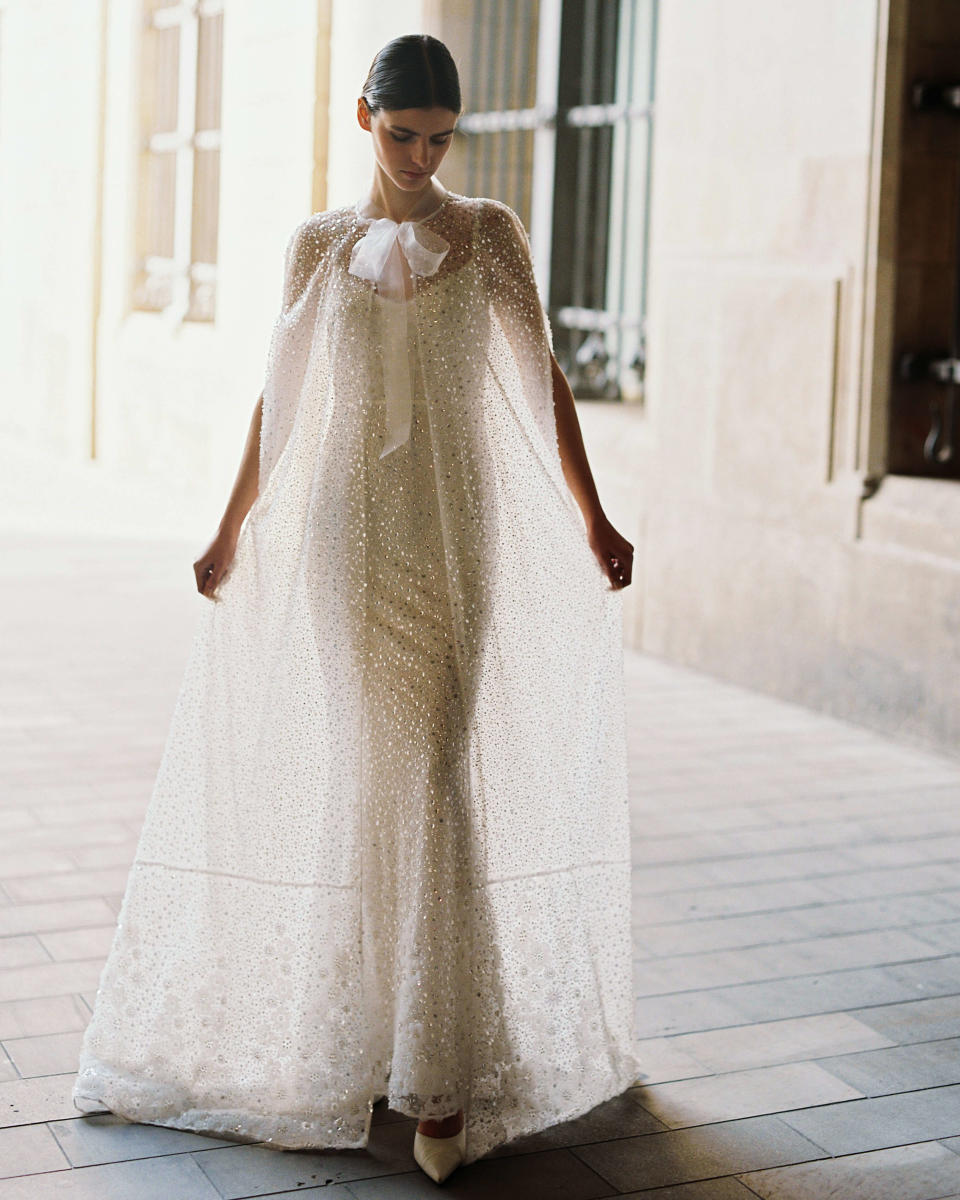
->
[348, 212, 450, 459]
[378, 295, 413, 459]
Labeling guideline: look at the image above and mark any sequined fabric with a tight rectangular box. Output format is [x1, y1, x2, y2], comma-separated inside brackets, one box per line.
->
[72, 190, 642, 1165]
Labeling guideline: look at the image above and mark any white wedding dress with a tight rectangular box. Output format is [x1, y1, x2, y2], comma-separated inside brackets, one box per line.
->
[72, 187, 642, 1166]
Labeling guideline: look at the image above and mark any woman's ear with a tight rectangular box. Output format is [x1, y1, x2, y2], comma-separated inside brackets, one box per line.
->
[357, 96, 371, 132]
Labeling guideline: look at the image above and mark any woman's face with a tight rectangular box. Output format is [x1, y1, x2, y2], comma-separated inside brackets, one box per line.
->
[358, 101, 459, 192]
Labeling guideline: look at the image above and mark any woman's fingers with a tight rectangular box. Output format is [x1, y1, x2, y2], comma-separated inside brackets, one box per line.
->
[587, 516, 633, 589]
[193, 530, 238, 601]
[608, 552, 631, 588]
[194, 559, 217, 598]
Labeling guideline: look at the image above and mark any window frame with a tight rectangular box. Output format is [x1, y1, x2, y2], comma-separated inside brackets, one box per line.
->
[456, 0, 658, 401]
[135, 0, 223, 325]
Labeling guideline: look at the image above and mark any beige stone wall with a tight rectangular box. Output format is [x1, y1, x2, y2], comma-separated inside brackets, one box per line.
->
[0, 0, 104, 457]
[577, 0, 960, 755]
[96, 0, 332, 529]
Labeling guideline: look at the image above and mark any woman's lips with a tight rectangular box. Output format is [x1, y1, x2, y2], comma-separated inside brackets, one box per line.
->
[401, 170, 427, 178]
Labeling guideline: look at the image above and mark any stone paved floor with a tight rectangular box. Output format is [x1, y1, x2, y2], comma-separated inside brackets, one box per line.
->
[2, 529, 960, 1199]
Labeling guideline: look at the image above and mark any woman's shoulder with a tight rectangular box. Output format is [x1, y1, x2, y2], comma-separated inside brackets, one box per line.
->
[445, 192, 525, 231]
[463, 195, 532, 261]
[275, 207, 357, 304]
[286, 205, 357, 256]
[432, 193, 530, 267]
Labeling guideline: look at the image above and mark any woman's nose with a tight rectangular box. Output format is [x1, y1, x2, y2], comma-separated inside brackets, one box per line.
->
[411, 139, 429, 166]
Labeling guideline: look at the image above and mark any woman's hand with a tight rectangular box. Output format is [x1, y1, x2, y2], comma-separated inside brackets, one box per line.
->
[586, 512, 634, 590]
[193, 526, 239, 602]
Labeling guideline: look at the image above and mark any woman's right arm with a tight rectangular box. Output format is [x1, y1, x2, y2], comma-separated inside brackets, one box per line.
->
[192, 393, 263, 600]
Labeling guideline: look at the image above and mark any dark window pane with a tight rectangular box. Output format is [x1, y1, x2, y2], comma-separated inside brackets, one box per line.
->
[191, 147, 220, 266]
[195, 11, 223, 132]
[144, 150, 176, 259]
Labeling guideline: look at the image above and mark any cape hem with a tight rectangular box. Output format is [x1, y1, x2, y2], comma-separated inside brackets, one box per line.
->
[71, 1045, 644, 1166]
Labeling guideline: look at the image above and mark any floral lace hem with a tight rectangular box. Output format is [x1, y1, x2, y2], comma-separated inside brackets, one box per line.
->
[73, 1045, 643, 1166]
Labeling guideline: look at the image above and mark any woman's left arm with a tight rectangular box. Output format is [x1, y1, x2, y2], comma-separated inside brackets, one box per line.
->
[551, 353, 634, 590]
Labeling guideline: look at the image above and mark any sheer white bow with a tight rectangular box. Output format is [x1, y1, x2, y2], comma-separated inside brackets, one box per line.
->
[349, 210, 450, 458]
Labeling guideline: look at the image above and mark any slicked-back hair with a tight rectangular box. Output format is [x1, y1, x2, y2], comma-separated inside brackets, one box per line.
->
[361, 34, 462, 117]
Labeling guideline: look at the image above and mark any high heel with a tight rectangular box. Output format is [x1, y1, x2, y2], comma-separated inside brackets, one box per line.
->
[413, 1123, 466, 1183]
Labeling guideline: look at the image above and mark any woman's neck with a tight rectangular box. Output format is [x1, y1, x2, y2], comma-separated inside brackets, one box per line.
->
[361, 167, 447, 223]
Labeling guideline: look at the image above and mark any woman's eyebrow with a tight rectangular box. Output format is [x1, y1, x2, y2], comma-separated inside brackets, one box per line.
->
[389, 124, 456, 136]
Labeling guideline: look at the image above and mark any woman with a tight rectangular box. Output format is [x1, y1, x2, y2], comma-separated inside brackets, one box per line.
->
[73, 33, 641, 1184]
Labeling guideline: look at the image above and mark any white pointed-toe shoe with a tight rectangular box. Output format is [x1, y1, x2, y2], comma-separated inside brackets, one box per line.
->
[413, 1123, 466, 1183]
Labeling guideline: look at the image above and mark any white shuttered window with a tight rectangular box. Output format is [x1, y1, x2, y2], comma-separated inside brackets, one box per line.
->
[134, 0, 223, 323]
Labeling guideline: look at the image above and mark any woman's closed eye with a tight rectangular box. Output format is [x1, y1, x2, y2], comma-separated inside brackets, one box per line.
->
[390, 133, 450, 145]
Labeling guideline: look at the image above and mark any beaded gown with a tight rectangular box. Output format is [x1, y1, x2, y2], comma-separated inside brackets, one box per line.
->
[72, 187, 642, 1166]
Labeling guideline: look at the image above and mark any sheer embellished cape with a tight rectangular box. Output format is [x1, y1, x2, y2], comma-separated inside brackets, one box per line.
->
[72, 189, 641, 1165]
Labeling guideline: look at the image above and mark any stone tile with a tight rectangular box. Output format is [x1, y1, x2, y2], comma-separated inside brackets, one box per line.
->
[841, 835, 960, 870]
[570, 1114, 826, 1193]
[232, 1188, 356, 1200]
[848, 995, 960, 1045]
[0, 1153, 223, 1199]
[0, 1122, 69, 1178]
[793, 892, 960, 935]
[862, 812, 960, 839]
[634, 929, 937, 997]
[630, 805, 774, 836]
[0, 961, 103, 1004]
[716, 960, 959, 1028]
[914, 920, 960, 955]
[701, 847, 856, 886]
[0, 898, 117, 939]
[817, 863, 960, 903]
[2, 822, 131, 854]
[0, 851, 79, 881]
[0, 995, 89, 1040]
[35, 927, 115, 963]
[818, 1037, 960, 1095]
[49, 1112, 238, 1165]
[634, 877, 839, 923]
[631, 1038, 711, 1084]
[195, 1118, 422, 1197]
[748, 928, 939, 975]
[779, 1083, 960, 1156]
[669, 1012, 894, 1073]
[350, 1148, 618, 1198]
[633, 822, 871, 867]
[27, 796, 148, 824]
[619, 1181, 763, 1200]
[2, 868, 132, 904]
[0, 812, 37, 832]
[637, 1061, 862, 1129]
[885, 954, 960, 996]
[638, 893, 960, 957]
[66, 844, 137, 870]
[739, 1139, 960, 1199]
[4, 1030, 85, 1078]
[0, 935, 50, 970]
[768, 792, 960, 823]
[0, 1073, 79, 1127]
[634, 989, 746, 1040]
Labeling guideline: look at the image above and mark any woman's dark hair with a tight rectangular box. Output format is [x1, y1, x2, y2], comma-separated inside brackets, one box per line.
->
[361, 34, 462, 116]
